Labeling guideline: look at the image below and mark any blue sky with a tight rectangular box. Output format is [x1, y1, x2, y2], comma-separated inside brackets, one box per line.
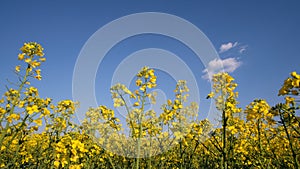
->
[0, 1, 299, 123]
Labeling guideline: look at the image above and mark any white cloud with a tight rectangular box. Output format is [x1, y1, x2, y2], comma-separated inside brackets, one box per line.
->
[239, 45, 248, 53]
[202, 57, 242, 80]
[219, 42, 238, 53]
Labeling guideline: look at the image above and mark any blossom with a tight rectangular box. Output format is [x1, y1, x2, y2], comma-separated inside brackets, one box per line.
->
[15, 65, 21, 72]
[26, 105, 39, 115]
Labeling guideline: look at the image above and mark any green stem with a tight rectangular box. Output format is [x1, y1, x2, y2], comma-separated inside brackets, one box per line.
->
[147, 136, 152, 169]
[280, 110, 299, 169]
[136, 88, 147, 169]
[119, 93, 134, 137]
[0, 64, 30, 147]
[257, 118, 264, 167]
[108, 155, 116, 169]
[222, 109, 227, 169]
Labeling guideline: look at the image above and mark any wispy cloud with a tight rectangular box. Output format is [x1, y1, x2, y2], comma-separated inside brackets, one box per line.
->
[219, 42, 238, 53]
[239, 45, 248, 53]
[202, 58, 242, 80]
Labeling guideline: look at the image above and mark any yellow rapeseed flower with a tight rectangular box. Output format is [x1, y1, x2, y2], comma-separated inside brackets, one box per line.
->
[35, 75, 42, 80]
[18, 53, 25, 60]
[206, 92, 215, 99]
[15, 65, 21, 72]
[33, 119, 42, 126]
[26, 105, 39, 115]
[54, 161, 60, 168]
[7, 113, 20, 123]
[39, 57, 46, 62]
[136, 79, 142, 86]
[133, 102, 140, 107]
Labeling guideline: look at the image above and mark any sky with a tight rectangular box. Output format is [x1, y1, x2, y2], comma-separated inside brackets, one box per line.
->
[0, 1, 299, 124]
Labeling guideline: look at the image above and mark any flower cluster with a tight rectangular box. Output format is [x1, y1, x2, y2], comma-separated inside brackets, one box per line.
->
[16, 42, 45, 81]
[279, 71, 300, 96]
[136, 66, 157, 91]
[0, 43, 299, 169]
